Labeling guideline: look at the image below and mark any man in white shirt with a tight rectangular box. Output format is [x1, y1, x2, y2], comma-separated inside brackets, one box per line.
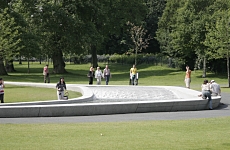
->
[210, 80, 221, 96]
[95, 67, 103, 85]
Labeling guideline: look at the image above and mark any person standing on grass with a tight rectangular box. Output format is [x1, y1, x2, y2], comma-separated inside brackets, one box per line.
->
[95, 67, 103, 85]
[184, 65, 191, 88]
[0, 78, 5, 103]
[56, 77, 67, 100]
[201, 79, 212, 110]
[130, 64, 137, 85]
[103, 65, 111, 85]
[43, 64, 50, 83]
[210, 80, 221, 96]
[87, 67, 94, 85]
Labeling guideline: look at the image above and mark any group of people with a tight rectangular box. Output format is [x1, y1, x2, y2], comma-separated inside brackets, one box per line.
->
[87, 65, 112, 85]
[87, 64, 138, 86]
[184, 65, 221, 110]
[200, 79, 221, 110]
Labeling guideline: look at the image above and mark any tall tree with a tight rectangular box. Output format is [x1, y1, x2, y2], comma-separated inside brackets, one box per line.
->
[127, 21, 151, 65]
[156, 0, 186, 68]
[37, 0, 84, 73]
[144, 0, 166, 54]
[156, 0, 215, 70]
[83, 0, 147, 67]
[204, 10, 230, 87]
[0, 8, 21, 75]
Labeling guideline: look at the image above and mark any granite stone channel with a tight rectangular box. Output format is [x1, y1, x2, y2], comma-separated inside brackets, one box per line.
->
[0, 82, 222, 118]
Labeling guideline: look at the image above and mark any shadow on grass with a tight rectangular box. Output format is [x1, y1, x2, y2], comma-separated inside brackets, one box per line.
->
[4, 63, 183, 83]
[12, 63, 230, 83]
[194, 72, 227, 80]
[5, 85, 27, 89]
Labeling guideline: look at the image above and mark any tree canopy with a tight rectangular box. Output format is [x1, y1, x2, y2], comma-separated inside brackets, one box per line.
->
[1, 0, 230, 87]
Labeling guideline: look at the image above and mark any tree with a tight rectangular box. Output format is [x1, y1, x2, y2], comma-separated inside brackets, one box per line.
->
[127, 22, 152, 65]
[144, 0, 166, 54]
[36, 0, 85, 73]
[204, 10, 230, 87]
[156, 0, 184, 61]
[156, 0, 216, 71]
[85, 0, 148, 67]
[0, 8, 21, 75]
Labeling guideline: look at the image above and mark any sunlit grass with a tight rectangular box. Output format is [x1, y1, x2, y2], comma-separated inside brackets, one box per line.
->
[1, 62, 230, 149]
[0, 117, 230, 150]
[3, 62, 229, 86]
[4, 84, 82, 103]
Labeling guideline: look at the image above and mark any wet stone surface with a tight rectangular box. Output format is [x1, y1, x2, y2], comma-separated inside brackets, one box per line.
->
[88, 86, 180, 103]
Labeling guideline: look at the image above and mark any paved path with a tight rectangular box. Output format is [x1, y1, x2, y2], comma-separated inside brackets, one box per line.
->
[0, 93, 229, 124]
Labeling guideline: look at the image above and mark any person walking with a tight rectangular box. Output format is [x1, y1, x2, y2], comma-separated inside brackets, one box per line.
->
[130, 64, 137, 85]
[210, 80, 221, 96]
[87, 67, 94, 85]
[56, 77, 67, 100]
[95, 67, 103, 85]
[43, 64, 50, 83]
[103, 65, 111, 85]
[0, 78, 5, 103]
[184, 65, 191, 88]
[201, 79, 212, 110]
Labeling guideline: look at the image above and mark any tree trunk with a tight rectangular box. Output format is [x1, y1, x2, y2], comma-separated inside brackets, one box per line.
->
[91, 45, 98, 68]
[202, 57, 206, 78]
[27, 58, 30, 73]
[0, 59, 8, 75]
[227, 52, 230, 87]
[19, 55, 22, 64]
[5, 60, 16, 72]
[39, 56, 42, 64]
[135, 48, 137, 65]
[52, 49, 66, 74]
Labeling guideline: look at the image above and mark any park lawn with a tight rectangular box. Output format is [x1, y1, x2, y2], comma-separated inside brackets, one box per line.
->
[1, 62, 229, 102]
[4, 84, 82, 103]
[0, 62, 230, 149]
[3, 62, 230, 91]
[0, 117, 230, 150]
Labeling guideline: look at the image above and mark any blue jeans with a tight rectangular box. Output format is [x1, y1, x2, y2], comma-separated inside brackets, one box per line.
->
[105, 75, 110, 85]
[202, 90, 212, 109]
[0, 94, 4, 103]
[131, 75, 136, 85]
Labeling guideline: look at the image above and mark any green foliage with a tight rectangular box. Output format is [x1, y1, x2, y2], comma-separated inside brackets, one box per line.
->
[2, 0, 230, 77]
[204, 10, 230, 59]
[144, 0, 166, 54]
[156, 0, 230, 73]
[0, 8, 21, 61]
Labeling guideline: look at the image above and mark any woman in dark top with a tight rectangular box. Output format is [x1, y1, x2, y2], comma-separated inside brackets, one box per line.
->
[88, 67, 94, 85]
[56, 77, 67, 100]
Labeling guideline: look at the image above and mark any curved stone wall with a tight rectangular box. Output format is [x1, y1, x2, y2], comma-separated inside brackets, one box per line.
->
[0, 82, 221, 118]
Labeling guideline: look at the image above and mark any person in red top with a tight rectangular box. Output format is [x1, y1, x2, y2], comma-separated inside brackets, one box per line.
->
[43, 64, 50, 83]
[184, 65, 191, 88]
[0, 78, 5, 103]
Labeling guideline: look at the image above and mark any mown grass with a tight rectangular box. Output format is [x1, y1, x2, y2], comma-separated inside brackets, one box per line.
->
[3, 62, 230, 93]
[0, 117, 230, 150]
[4, 84, 81, 103]
[1, 62, 230, 150]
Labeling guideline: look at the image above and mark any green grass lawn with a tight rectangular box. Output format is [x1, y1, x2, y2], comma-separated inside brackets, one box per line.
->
[0, 117, 230, 150]
[1, 62, 230, 150]
[4, 85, 82, 103]
[3, 62, 230, 101]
